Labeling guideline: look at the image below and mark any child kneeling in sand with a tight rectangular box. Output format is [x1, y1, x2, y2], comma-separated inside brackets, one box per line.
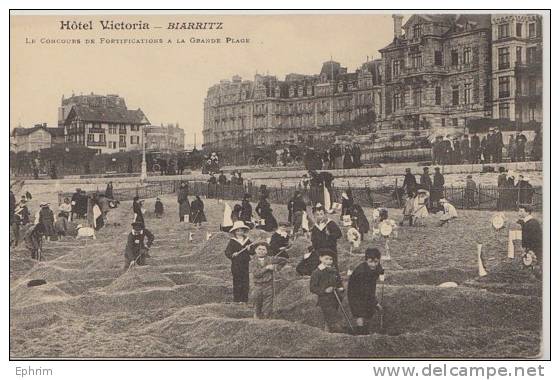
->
[438, 199, 458, 227]
[347, 248, 384, 335]
[251, 241, 287, 319]
[309, 249, 345, 333]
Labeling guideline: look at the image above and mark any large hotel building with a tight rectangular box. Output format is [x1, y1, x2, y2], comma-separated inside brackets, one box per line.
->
[203, 13, 543, 151]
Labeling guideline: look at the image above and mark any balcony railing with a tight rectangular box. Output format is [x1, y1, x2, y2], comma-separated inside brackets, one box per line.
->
[515, 93, 542, 102]
[88, 127, 105, 133]
[87, 141, 107, 147]
[515, 61, 542, 73]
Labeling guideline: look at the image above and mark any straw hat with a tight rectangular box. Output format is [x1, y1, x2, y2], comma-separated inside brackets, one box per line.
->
[229, 221, 250, 233]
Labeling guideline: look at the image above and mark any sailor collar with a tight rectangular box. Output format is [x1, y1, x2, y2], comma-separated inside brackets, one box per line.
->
[276, 230, 288, 238]
[315, 219, 333, 231]
[232, 236, 250, 246]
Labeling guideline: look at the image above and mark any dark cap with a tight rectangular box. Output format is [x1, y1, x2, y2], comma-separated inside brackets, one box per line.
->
[365, 248, 381, 260]
[318, 249, 335, 258]
[131, 221, 144, 230]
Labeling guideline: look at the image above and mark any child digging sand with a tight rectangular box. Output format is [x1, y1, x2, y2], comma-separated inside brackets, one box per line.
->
[250, 241, 287, 319]
[310, 249, 345, 333]
[347, 248, 384, 335]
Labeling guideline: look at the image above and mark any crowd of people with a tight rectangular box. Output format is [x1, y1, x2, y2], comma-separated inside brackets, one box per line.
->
[304, 143, 363, 171]
[10, 156, 543, 335]
[431, 129, 541, 165]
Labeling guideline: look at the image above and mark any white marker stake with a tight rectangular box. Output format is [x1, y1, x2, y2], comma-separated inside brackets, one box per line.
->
[477, 243, 488, 277]
[507, 230, 515, 259]
[206, 232, 212, 241]
[189, 233, 193, 242]
[384, 238, 391, 261]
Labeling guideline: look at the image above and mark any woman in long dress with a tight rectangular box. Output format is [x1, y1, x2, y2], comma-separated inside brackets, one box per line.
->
[177, 182, 190, 222]
[190, 196, 207, 226]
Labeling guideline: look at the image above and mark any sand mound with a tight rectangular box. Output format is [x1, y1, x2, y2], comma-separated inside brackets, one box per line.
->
[478, 260, 538, 284]
[10, 281, 71, 308]
[195, 232, 231, 265]
[83, 248, 124, 272]
[17, 262, 78, 284]
[104, 266, 175, 293]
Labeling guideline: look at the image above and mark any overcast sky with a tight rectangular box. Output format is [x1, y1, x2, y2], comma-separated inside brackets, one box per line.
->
[10, 13, 398, 146]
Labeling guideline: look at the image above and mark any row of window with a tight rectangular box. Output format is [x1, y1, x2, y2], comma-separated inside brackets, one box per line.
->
[498, 46, 540, 70]
[86, 134, 140, 145]
[497, 21, 539, 40]
[498, 102, 539, 120]
[89, 123, 141, 133]
[498, 76, 539, 98]
[392, 83, 474, 111]
[391, 47, 474, 77]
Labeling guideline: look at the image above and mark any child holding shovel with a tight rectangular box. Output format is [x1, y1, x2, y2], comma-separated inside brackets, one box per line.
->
[124, 221, 154, 269]
[250, 241, 287, 319]
[309, 249, 345, 333]
[347, 248, 385, 335]
[224, 221, 254, 303]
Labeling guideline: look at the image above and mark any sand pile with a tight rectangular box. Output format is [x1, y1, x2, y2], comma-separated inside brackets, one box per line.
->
[83, 247, 125, 272]
[104, 266, 175, 293]
[194, 232, 232, 265]
[478, 260, 538, 284]
[16, 262, 78, 284]
[10, 281, 71, 308]
[133, 301, 541, 358]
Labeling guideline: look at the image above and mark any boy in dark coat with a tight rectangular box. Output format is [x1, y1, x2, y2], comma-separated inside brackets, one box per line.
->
[24, 223, 44, 260]
[288, 191, 307, 235]
[124, 222, 154, 269]
[224, 221, 254, 303]
[240, 194, 253, 225]
[38, 202, 56, 241]
[71, 188, 81, 219]
[310, 250, 345, 333]
[349, 204, 370, 236]
[154, 197, 164, 218]
[310, 204, 342, 269]
[518, 205, 542, 277]
[190, 195, 207, 226]
[347, 248, 384, 335]
[255, 196, 278, 232]
[132, 196, 145, 225]
[250, 241, 288, 319]
[269, 222, 292, 259]
[340, 190, 354, 221]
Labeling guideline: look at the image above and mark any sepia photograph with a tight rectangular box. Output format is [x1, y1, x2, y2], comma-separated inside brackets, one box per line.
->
[8, 10, 549, 360]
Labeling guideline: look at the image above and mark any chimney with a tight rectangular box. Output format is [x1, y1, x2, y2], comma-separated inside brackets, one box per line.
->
[393, 14, 403, 39]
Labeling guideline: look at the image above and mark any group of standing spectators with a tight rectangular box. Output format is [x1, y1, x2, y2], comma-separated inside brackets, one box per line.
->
[304, 143, 362, 171]
[432, 128, 542, 166]
[497, 167, 534, 211]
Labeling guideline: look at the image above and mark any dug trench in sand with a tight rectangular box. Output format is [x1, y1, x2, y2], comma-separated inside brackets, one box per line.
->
[9, 191, 542, 358]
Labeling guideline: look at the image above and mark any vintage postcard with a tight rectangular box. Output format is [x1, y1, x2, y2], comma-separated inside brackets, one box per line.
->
[9, 10, 548, 360]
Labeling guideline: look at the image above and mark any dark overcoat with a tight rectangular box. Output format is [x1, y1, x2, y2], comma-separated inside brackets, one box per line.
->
[347, 261, 384, 318]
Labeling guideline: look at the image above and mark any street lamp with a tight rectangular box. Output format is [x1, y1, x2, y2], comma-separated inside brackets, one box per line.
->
[140, 126, 147, 181]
